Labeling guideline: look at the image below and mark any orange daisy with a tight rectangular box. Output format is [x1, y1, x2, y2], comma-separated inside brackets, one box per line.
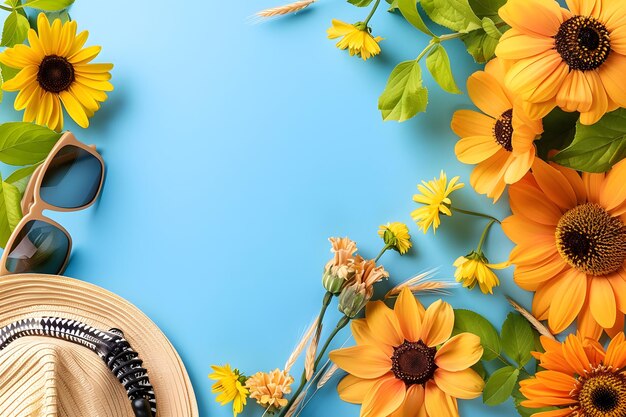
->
[520, 332, 626, 416]
[502, 157, 626, 338]
[451, 58, 543, 202]
[495, 0, 626, 125]
[329, 288, 484, 417]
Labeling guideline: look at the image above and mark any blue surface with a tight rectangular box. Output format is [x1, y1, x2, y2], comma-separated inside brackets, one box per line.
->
[0, 1, 533, 416]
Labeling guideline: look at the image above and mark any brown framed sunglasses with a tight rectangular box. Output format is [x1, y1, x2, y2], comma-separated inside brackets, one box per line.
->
[0, 132, 105, 276]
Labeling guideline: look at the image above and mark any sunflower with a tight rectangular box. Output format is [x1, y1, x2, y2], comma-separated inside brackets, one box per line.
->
[520, 332, 626, 417]
[330, 288, 484, 417]
[495, 0, 626, 125]
[0, 13, 113, 131]
[503, 157, 626, 338]
[451, 58, 543, 202]
[327, 19, 382, 61]
[411, 171, 464, 233]
[378, 222, 412, 254]
[209, 364, 248, 417]
[454, 252, 508, 294]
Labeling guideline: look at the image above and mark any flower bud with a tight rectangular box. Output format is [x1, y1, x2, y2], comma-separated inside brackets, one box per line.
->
[338, 283, 370, 318]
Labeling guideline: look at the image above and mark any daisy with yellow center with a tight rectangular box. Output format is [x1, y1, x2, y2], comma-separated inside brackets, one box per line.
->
[378, 222, 412, 254]
[327, 19, 382, 61]
[495, 0, 626, 125]
[245, 369, 294, 411]
[411, 171, 464, 233]
[503, 157, 626, 338]
[520, 333, 626, 417]
[209, 364, 248, 417]
[0, 13, 113, 131]
[451, 58, 543, 202]
[330, 288, 484, 417]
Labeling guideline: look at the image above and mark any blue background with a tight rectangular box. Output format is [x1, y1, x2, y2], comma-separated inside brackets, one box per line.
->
[0, 1, 535, 416]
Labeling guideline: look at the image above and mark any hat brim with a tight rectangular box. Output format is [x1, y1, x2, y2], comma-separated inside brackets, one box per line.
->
[0, 274, 198, 416]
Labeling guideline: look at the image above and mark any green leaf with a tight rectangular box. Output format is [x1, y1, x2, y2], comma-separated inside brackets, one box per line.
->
[481, 17, 502, 38]
[21, 0, 73, 10]
[553, 109, 626, 173]
[1, 62, 20, 84]
[536, 108, 579, 159]
[397, 0, 434, 36]
[426, 44, 461, 94]
[471, 361, 487, 380]
[0, 174, 23, 249]
[452, 309, 502, 361]
[468, 0, 506, 17]
[421, 0, 482, 32]
[387, 0, 399, 11]
[461, 28, 499, 63]
[378, 60, 428, 122]
[501, 313, 534, 367]
[6, 163, 40, 194]
[348, 0, 374, 6]
[0, 122, 62, 166]
[483, 366, 519, 406]
[1, 11, 29, 47]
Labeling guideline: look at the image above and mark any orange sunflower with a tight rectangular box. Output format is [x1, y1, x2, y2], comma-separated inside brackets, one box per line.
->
[329, 288, 484, 417]
[520, 332, 626, 417]
[451, 58, 543, 202]
[503, 157, 626, 338]
[496, 0, 626, 125]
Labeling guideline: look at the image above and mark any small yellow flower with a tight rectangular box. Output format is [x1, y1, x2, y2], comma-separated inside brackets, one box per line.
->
[209, 364, 248, 417]
[378, 222, 412, 255]
[453, 252, 508, 294]
[327, 19, 382, 61]
[245, 369, 294, 411]
[411, 171, 464, 234]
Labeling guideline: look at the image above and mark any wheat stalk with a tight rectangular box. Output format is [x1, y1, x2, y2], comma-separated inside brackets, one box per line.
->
[507, 296, 556, 340]
[305, 324, 322, 381]
[316, 363, 339, 389]
[284, 318, 319, 373]
[284, 391, 306, 417]
[256, 0, 315, 18]
[385, 268, 456, 298]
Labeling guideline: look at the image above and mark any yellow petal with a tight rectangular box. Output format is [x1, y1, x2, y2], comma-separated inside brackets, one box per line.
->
[433, 368, 485, 400]
[329, 345, 391, 379]
[361, 375, 406, 417]
[394, 287, 423, 342]
[424, 380, 458, 417]
[455, 136, 501, 164]
[467, 70, 511, 118]
[420, 300, 454, 347]
[589, 277, 617, 329]
[337, 374, 376, 404]
[548, 269, 587, 333]
[365, 301, 404, 348]
[435, 333, 483, 371]
[59, 90, 89, 128]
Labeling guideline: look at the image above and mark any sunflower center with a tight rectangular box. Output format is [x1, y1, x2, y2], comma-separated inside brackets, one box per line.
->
[575, 368, 626, 417]
[555, 15, 611, 71]
[555, 203, 626, 276]
[391, 340, 437, 385]
[37, 55, 75, 93]
[493, 109, 513, 152]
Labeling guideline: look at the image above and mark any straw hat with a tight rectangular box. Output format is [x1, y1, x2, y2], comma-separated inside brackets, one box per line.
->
[0, 274, 198, 417]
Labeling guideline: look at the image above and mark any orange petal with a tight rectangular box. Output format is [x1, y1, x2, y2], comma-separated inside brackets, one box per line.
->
[579, 71, 609, 125]
[390, 384, 426, 417]
[434, 368, 484, 400]
[455, 136, 501, 164]
[365, 301, 404, 348]
[329, 346, 392, 379]
[598, 54, 626, 108]
[531, 158, 577, 210]
[502, 215, 555, 244]
[509, 181, 562, 225]
[600, 159, 626, 212]
[505, 50, 566, 101]
[435, 333, 483, 371]
[551, 163, 586, 204]
[394, 287, 423, 343]
[420, 300, 454, 347]
[337, 374, 377, 404]
[360, 375, 406, 417]
[604, 332, 626, 368]
[424, 380, 459, 417]
[514, 254, 566, 291]
[504, 147, 535, 184]
[583, 172, 606, 204]
[578, 298, 603, 341]
[351, 319, 392, 355]
[562, 334, 593, 375]
[467, 70, 511, 118]
[495, 28, 555, 60]
[566, 0, 601, 17]
[451, 110, 495, 138]
[606, 313, 625, 339]
[499, 0, 564, 37]
[548, 269, 587, 333]
[608, 273, 626, 314]
[589, 277, 617, 329]
[533, 276, 565, 321]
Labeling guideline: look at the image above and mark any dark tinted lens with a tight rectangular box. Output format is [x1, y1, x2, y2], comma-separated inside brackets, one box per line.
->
[5, 220, 70, 274]
[40, 145, 103, 209]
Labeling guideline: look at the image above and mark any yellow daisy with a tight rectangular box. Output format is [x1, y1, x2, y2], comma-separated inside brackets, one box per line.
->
[330, 288, 484, 417]
[209, 364, 248, 417]
[327, 19, 382, 61]
[454, 252, 508, 294]
[411, 171, 464, 234]
[378, 222, 412, 254]
[0, 13, 113, 131]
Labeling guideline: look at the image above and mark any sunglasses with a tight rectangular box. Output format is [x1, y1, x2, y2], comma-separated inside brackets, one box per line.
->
[0, 132, 105, 276]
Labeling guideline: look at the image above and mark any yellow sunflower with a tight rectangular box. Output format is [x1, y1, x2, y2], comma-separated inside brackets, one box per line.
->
[378, 222, 412, 254]
[411, 171, 464, 233]
[327, 19, 382, 61]
[451, 58, 543, 202]
[520, 333, 626, 417]
[209, 364, 248, 417]
[503, 157, 626, 338]
[496, 0, 626, 125]
[454, 252, 508, 294]
[330, 288, 484, 417]
[0, 13, 113, 131]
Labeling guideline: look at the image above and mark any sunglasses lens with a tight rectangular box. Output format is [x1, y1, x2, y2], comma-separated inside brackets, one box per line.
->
[5, 220, 70, 274]
[40, 145, 103, 209]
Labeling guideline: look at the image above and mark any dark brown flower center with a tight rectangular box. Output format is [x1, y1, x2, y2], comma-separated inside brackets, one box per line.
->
[555, 15, 611, 71]
[556, 203, 626, 276]
[37, 55, 75, 93]
[574, 368, 626, 417]
[391, 340, 437, 385]
[493, 109, 513, 152]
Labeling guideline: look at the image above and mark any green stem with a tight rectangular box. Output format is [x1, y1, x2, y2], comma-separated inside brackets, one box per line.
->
[450, 206, 501, 224]
[363, 0, 381, 25]
[0, 5, 13, 11]
[496, 354, 517, 368]
[476, 219, 497, 253]
[374, 244, 391, 263]
[415, 41, 436, 62]
[436, 21, 508, 42]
